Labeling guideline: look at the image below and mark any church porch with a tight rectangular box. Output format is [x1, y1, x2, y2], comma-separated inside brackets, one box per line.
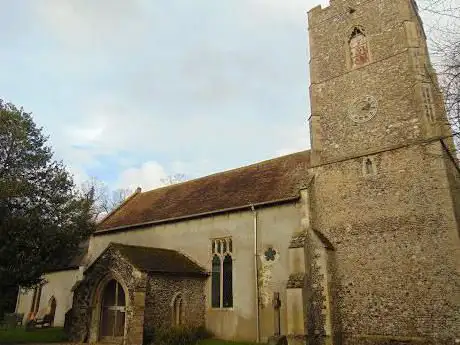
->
[67, 243, 208, 345]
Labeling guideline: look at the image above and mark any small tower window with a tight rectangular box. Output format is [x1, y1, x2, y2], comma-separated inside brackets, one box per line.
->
[349, 27, 370, 68]
[363, 157, 377, 176]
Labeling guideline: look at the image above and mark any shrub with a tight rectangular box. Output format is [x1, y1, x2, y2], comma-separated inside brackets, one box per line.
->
[143, 327, 155, 345]
[194, 326, 213, 340]
[144, 325, 212, 345]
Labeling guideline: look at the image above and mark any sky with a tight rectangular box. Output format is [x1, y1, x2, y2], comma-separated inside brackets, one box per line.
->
[0, 0, 440, 192]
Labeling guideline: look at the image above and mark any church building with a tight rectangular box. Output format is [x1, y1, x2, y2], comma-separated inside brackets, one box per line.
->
[15, 0, 460, 344]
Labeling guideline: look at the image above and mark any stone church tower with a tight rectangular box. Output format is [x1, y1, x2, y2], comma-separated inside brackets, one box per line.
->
[302, 0, 460, 344]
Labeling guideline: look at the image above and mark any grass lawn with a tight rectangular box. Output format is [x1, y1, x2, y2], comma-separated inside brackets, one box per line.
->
[0, 328, 258, 345]
[198, 340, 258, 345]
[0, 327, 67, 343]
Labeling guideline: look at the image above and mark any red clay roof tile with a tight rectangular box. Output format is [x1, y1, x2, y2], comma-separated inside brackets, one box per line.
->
[96, 150, 311, 233]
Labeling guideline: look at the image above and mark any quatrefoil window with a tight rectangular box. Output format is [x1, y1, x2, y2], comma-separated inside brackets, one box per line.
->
[264, 247, 277, 261]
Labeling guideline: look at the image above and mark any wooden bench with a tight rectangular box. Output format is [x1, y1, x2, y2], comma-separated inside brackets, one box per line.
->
[26, 313, 53, 329]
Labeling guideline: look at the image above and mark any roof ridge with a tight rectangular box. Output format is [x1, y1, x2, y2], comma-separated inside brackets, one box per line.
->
[141, 150, 310, 196]
[97, 149, 311, 233]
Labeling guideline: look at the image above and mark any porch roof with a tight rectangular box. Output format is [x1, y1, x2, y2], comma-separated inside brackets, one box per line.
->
[112, 243, 208, 276]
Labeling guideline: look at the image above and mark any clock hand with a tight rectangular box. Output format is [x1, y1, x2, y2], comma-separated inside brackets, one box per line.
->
[361, 103, 370, 111]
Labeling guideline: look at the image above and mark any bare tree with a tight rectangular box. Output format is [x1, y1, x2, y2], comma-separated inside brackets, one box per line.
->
[81, 177, 132, 220]
[160, 173, 188, 186]
[419, 0, 460, 141]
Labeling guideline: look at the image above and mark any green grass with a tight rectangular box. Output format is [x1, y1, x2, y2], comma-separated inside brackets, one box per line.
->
[198, 340, 258, 345]
[0, 328, 258, 345]
[0, 327, 68, 343]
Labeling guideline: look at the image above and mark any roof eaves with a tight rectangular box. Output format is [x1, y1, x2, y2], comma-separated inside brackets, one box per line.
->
[94, 195, 300, 236]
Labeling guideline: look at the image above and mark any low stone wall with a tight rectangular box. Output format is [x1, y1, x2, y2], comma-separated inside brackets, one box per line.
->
[341, 335, 454, 345]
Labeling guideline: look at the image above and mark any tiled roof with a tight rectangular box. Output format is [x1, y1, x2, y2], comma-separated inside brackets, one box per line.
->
[97, 150, 311, 233]
[111, 243, 207, 276]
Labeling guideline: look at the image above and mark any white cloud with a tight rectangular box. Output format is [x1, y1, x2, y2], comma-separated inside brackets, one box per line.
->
[116, 161, 168, 191]
[274, 124, 310, 156]
[247, 0, 328, 19]
[32, 0, 152, 51]
[4, 0, 315, 192]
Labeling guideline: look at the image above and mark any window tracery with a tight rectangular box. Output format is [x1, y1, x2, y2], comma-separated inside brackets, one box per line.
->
[211, 238, 233, 308]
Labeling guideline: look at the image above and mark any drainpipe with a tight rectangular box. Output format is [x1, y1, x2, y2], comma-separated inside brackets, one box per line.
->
[250, 204, 260, 343]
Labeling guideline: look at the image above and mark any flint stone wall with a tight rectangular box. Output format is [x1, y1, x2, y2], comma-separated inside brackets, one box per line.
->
[143, 274, 206, 333]
[68, 246, 147, 345]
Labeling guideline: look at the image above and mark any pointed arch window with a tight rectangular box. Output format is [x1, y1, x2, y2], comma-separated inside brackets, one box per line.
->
[211, 255, 221, 308]
[48, 296, 57, 325]
[172, 294, 184, 326]
[222, 254, 233, 308]
[349, 27, 370, 68]
[211, 238, 233, 308]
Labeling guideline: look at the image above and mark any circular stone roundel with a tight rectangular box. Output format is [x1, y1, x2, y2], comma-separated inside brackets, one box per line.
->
[348, 95, 378, 123]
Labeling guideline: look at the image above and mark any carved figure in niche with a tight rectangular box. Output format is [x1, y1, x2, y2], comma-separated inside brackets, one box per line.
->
[349, 27, 370, 68]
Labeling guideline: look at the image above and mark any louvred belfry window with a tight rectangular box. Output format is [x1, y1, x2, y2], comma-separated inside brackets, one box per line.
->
[211, 238, 233, 308]
[422, 83, 436, 122]
[349, 27, 370, 68]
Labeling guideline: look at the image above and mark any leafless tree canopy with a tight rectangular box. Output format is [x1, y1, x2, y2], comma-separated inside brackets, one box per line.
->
[81, 177, 132, 221]
[160, 173, 188, 186]
[419, 0, 460, 141]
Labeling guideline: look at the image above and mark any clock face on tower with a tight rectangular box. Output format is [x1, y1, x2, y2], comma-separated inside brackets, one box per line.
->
[348, 95, 378, 123]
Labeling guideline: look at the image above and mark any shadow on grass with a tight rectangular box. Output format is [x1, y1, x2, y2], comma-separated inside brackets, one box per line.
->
[198, 340, 259, 345]
[0, 327, 68, 343]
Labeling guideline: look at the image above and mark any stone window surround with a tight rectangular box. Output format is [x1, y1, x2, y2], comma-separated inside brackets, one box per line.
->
[170, 292, 186, 326]
[345, 25, 372, 70]
[362, 156, 377, 176]
[211, 237, 234, 310]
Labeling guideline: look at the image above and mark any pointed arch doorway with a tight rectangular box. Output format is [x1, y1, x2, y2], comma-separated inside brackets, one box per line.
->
[100, 279, 126, 341]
